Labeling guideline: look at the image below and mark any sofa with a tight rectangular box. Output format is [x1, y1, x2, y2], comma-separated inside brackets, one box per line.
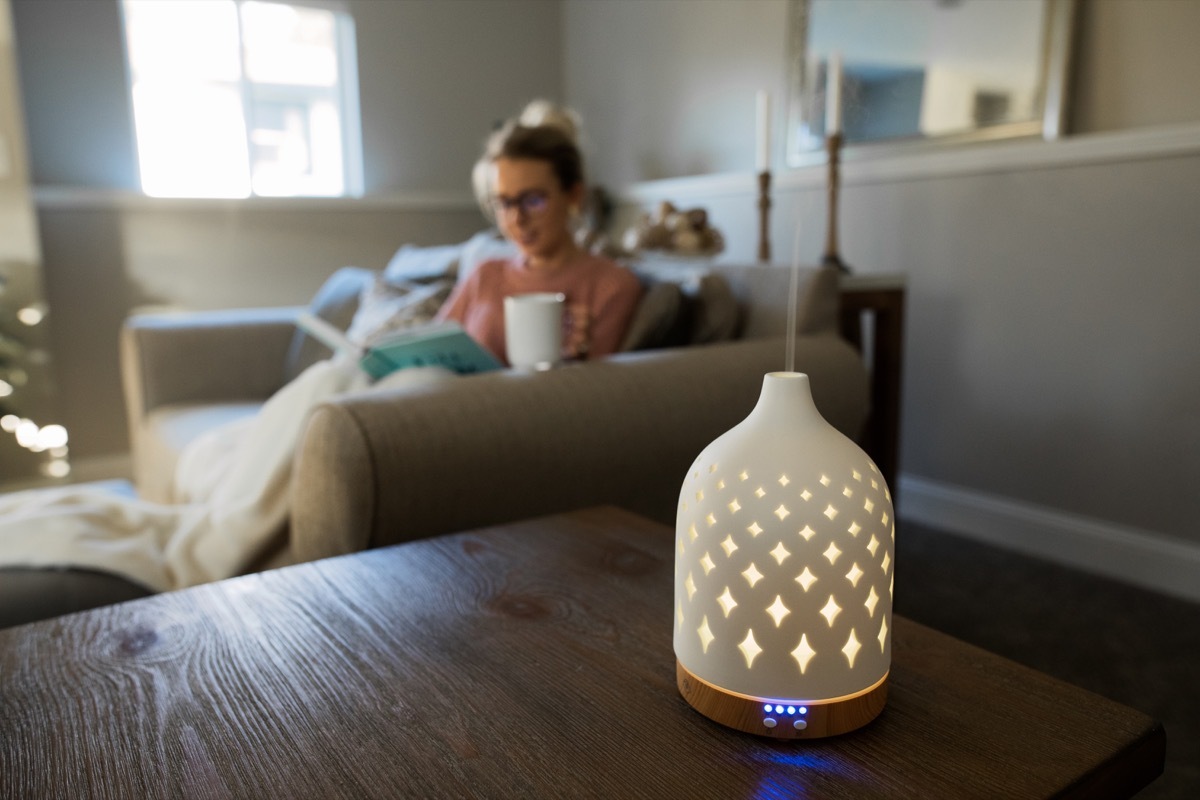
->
[0, 253, 869, 628]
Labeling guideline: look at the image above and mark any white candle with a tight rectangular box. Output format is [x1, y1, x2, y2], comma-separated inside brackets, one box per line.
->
[756, 90, 771, 172]
[826, 52, 842, 136]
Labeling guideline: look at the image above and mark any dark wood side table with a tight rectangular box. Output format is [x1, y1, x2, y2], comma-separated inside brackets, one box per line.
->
[0, 507, 1163, 798]
[840, 273, 906, 497]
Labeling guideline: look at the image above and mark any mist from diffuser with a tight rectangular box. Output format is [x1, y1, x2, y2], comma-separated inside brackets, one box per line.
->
[674, 371, 894, 739]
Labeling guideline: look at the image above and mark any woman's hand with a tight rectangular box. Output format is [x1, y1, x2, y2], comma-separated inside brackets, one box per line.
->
[564, 302, 591, 359]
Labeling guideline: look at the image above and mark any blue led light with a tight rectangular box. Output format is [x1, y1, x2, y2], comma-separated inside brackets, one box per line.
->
[774, 705, 784, 714]
[787, 706, 796, 715]
[799, 706, 808, 715]
[764, 704, 773, 712]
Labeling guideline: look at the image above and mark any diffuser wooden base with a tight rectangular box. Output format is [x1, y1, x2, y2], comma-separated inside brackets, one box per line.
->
[677, 661, 888, 739]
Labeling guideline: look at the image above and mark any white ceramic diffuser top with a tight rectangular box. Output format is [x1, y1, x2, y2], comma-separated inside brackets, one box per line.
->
[674, 372, 894, 702]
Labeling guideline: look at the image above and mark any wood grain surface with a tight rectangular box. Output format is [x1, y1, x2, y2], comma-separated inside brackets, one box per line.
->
[0, 506, 1163, 799]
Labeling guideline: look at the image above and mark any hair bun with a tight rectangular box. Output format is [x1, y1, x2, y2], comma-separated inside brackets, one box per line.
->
[517, 99, 582, 146]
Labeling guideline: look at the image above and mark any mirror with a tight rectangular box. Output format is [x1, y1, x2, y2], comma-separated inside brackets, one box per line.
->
[786, 0, 1076, 165]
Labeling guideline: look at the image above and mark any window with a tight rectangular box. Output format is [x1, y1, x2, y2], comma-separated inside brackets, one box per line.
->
[121, 0, 362, 198]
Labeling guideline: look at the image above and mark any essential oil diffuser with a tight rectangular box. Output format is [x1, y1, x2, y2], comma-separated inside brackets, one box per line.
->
[674, 372, 894, 739]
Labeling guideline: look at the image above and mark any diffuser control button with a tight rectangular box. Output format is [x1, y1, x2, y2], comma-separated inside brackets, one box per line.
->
[793, 720, 808, 731]
[762, 718, 777, 729]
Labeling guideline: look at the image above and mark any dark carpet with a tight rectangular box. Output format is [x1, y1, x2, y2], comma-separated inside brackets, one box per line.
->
[894, 519, 1200, 799]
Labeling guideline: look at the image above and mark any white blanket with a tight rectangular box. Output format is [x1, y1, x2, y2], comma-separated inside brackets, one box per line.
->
[0, 356, 455, 592]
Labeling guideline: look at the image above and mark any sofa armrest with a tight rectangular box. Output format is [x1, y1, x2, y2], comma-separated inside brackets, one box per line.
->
[121, 306, 301, 421]
[291, 334, 868, 563]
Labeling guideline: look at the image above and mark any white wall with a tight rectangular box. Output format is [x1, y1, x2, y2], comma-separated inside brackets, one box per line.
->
[563, 0, 1200, 598]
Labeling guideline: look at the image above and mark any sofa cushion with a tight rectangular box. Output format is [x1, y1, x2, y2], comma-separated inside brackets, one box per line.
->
[137, 402, 262, 503]
[619, 280, 684, 352]
[284, 266, 375, 382]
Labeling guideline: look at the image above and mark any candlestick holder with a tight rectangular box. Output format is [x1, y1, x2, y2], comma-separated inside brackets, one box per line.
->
[757, 170, 772, 263]
[822, 134, 851, 274]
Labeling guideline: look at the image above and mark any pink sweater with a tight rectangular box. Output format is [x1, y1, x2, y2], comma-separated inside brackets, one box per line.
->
[436, 253, 643, 365]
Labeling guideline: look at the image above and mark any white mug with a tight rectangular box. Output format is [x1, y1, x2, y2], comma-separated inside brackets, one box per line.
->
[504, 292, 565, 370]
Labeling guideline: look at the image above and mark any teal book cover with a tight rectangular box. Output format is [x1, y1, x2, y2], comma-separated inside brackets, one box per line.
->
[360, 323, 502, 379]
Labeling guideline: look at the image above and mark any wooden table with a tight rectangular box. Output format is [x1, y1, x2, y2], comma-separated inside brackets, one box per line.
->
[0, 507, 1164, 799]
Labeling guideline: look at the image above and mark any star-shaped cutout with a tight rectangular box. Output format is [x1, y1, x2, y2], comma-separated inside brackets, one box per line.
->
[795, 566, 817, 592]
[792, 634, 816, 674]
[820, 595, 842, 627]
[738, 629, 763, 668]
[842, 629, 862, 668]
[766, 595, 790, 626]
[864, 586, 880, 617]
[717, 586, 738, 617]
[697, 617, 715, 652]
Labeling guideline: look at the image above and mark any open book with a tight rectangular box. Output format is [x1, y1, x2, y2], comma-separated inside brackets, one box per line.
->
[297, 312, 502, 379]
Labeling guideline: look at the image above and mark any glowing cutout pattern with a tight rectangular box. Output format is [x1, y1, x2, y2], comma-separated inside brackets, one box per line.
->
[842, 630, 861, 667]
[791, 634, 816, 673]
[675, 451, 894, 700]
[718, 587, 738, 617]
[766, 595, 790, 626]
[738, 630, 763, 667]
[819, 595, 842, 627]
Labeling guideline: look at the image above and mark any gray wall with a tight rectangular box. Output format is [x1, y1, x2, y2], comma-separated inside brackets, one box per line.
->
[564, 0, 790, 188]
[10, 0, 137, 189]
[561, 0, 1200, 569]
[10, 0, 563, 461]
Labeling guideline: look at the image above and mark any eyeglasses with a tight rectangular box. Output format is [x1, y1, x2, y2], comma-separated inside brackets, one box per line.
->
[490, 190, 550, 218]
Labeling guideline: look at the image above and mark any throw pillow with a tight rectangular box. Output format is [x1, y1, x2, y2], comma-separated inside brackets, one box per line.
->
[688, 271, 741, 344]
[618, 281, 685, 352]
[383, 242, 464, 284]
[284, 266, 376, 382]
[628, 259, 741, 346]
[346, 275, 454, 348]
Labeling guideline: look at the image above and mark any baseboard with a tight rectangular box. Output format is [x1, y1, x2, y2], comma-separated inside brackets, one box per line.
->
[897, 474, 1200, 604]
